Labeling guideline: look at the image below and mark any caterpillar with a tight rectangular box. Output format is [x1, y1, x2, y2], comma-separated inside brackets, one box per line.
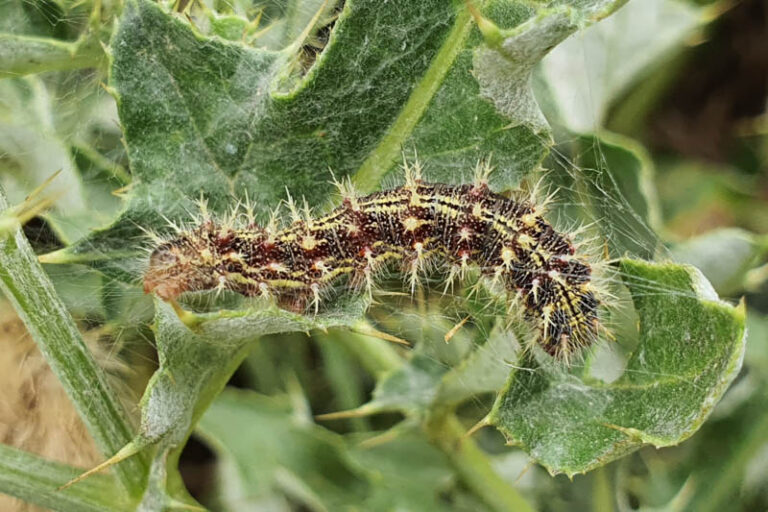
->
[143, 164, 601, 359]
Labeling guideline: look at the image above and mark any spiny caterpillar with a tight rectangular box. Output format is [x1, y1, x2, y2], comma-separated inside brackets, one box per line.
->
[143, 163, 601, 359]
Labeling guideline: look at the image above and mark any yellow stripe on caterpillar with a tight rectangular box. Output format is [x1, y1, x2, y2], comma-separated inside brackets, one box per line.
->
[144, 180, 601, 360]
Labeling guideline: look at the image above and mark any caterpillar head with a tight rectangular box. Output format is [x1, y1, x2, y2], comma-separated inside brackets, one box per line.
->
[143, 223, 223, 300]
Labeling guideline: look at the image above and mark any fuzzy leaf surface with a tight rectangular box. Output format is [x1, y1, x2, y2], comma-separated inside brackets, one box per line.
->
[130, 294, 367, 507]
[63, 0, 626, 280]
[489, 259, 746, 476]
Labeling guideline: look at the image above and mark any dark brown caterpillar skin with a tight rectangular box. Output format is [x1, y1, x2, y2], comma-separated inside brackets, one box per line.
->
[144, 180, 599, 358]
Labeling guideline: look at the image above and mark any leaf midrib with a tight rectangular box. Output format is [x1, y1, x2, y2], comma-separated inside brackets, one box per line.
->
[351, 5, 474, 192]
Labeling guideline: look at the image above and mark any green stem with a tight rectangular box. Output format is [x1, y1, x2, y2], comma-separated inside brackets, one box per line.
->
[0, 191, 148, 497]
[693, 395, 768, 512]
[0, 33, 103, 78]
[0, 444, 131, 512]
[425, 410, 535, 512]
[592, 466, 614, 512]
[164, 345, 253, 507]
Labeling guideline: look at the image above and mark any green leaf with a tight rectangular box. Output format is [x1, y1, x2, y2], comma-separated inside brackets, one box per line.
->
[363, 353, 450, 416]
[127, 295, 368, 507]
[140, 296, 366, 443]
[199, 389, 532, 512]
[328, 307, 480, 418]
[574, 131, 661, 258]
[346, 432, 457, 512]
[0, 443, 130, 512]
[0, 78, 87, 236]
[197, 388, 369, 510]
[0, 190, 147, 497]
[0, 33, 103, 78]
[538, 0, 702, 133]
[489, 259, 746, 476]
[671, 228, 768, 296]
[437, 323, 522, 404]
[62, 0, 629, 280]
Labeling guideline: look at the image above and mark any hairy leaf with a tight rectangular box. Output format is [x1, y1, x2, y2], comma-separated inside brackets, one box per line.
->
[61, 0, 627, 280]
[489, 259, 746, 476]
[127, 295, 367, 507]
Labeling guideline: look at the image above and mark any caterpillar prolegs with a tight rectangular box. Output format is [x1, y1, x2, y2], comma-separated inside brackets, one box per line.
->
[143, 166, 601, 359]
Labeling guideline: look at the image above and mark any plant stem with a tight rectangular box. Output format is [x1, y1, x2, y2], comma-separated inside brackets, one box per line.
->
[425, 409, 535, 512]
[0, 191, 148, 497]
[692, 394, 768, 512]
[0, 34, 104, 78]
[0, 443, 131, 512]
[164, 344, 253, 507]
[592, 466, 614, 512]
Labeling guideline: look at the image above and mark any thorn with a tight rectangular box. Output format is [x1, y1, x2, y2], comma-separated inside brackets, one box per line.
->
[315, 406, 373, 421]
[351, 320, 410, 346]
[357, 428, 401, 449]
[57, 440, 145, 491]
[444, 316, 470, 343]
[464, 0, 504, 48]
[111, 182, 135, 198]
[286, 0, 330, 54]
[0, 170, 63, 236]
[462, 416, 490, 441]
[513, 460, 535, 486]
[169, 299, 202, 329]
[26, 169, 62, 200]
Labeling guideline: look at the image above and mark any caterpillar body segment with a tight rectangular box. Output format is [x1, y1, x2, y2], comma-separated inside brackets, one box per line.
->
[144, 181, 600, 359]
